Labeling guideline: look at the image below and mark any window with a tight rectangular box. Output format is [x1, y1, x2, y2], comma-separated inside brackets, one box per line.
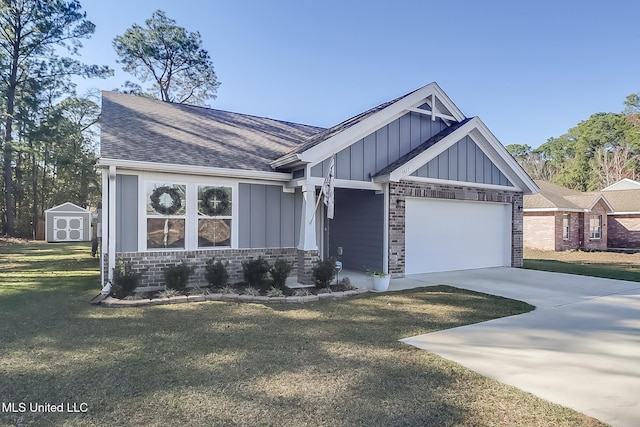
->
[562, 214, 570, 240]
[197, 186, 232, 247]
[589, 215, 602, 239]
[146, 183, 186, 249]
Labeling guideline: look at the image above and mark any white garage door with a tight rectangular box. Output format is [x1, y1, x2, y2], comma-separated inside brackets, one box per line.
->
[405, 198, 511, 274]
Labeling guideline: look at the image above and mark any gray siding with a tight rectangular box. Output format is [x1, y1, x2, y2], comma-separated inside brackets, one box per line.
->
[412, 136, 513, 187]
[311, 112, 447, 180]
[116, 174, 139, 252]
[239, 183, 296, 249]
[328, 189, 384, 272]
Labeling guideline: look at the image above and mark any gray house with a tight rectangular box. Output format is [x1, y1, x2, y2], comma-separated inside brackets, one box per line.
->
[99, 83, 537, 287]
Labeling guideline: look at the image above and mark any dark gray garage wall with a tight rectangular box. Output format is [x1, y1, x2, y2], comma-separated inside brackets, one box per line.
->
[239, 183, 297, 248]
[329, 189, 384, 272]
[116, 174, 139, 252]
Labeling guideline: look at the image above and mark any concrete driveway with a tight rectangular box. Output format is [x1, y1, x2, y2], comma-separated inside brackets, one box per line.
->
[393, 267, 640, 427]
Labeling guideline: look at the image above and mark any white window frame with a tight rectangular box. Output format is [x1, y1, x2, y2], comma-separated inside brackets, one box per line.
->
[145, 182, 187, 250]
[589, 215, 602, 240]
[140, 172, 238, 251]
[197, 185, 233, 249]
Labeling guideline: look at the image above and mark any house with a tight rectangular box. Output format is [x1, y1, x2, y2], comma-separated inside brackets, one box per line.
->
[45, 202, 92, 242]
[99, 83, 538, 288]
[523, 181, 613, 250]
[601, 179, 640, 248]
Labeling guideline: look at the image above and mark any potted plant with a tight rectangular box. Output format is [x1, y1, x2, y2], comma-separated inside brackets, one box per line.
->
[367, 269, 390, 291]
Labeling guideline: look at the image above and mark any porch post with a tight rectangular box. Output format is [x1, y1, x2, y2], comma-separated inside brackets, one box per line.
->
[297, 183, 319, 284]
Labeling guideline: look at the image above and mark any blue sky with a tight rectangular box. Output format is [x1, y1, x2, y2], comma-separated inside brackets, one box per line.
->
[75, 0, 640, 148]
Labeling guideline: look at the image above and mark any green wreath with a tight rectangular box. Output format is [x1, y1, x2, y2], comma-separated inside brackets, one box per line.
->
[200, 187, 230, 216]
[150, 186, 182, 215]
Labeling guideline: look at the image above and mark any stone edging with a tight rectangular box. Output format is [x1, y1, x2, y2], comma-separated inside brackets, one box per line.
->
[100, 288, 369, 307]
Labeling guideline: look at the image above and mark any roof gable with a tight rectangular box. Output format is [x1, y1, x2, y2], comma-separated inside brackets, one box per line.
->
[602, 178, 640, 191]
[100, 91, 324, 172]
[372, 117, 537, 194]
[46, 202, 89, 213]
[525, 181, 613, 212]
[270, 82, 466, 169]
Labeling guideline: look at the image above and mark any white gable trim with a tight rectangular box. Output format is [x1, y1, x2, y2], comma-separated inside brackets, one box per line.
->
[602, 178, 640, 191]
[278, 83, 466, 168]
[45, 202, 90, 213]
[372, 117, 538, 195]
[587, 195, 615, 212]
[405, 176, 517, 192]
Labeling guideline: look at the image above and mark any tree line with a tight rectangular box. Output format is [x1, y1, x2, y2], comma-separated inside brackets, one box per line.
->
[506, 97, 640, 191]
[0, 2, 219, 238]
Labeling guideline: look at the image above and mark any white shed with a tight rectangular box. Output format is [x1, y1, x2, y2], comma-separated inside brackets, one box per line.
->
[45, 202, 92, 242]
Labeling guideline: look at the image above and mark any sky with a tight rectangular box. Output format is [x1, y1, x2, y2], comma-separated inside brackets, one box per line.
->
[73, 0, 640, 148]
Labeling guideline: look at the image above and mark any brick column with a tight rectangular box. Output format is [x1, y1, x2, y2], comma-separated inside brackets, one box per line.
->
[297, 249, 319, 285]
[511, 194, 524, 267]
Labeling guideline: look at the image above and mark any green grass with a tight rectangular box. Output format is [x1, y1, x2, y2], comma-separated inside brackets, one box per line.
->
[0, 242, 606, 426]
[524, 248, 640, 282]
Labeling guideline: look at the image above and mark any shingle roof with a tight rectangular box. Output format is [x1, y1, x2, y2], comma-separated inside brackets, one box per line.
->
[525, 180, 610, 211]
[282, 88, 421, 156]
[100, 91, 325, 172]
[587, 189, 640, 213]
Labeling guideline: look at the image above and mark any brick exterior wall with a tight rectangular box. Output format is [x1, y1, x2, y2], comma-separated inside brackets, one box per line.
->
[105, 248, 298, 289]
[608, 215, 640, 248]
[523, 212, 556, 250]
[297, 249, 319, 285]
[388, 180, 523, 277]
[524, 201, 609, 251]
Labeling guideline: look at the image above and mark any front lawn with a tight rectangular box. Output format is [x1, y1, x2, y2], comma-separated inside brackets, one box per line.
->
[0, 241, 605, 426]
[525, 247, 640, 282]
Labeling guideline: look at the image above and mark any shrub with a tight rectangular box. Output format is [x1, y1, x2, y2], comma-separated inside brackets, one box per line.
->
[205, 257, 229, 287]
[242, 257, 270, 287]
[164, 262, 193, 291]
[266, 286, 284, 297]
[312, 257, 337, 288]
[111, 259, 140, 299]
[243, 286, 261, 297]
[269, 258, 293, 290]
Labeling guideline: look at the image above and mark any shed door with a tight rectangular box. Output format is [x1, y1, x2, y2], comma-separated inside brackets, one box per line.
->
[53, 216, 84, 241]
[405, 198, 511, 274]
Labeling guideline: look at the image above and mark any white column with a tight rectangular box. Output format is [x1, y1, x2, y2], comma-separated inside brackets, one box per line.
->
[107, 165, 117, 282]
[100, 167, 108, 285]
[297, 183, 318, 250]
[383, 183, 389, 274]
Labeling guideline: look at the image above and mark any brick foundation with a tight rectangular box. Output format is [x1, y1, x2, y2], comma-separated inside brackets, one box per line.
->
[388, 180, 523, 277]
[105, 248, 298, 289]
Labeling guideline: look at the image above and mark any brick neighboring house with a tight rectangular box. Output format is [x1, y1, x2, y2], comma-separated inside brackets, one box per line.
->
[601, 179, 640, 248]
[523, 181, 612, 251]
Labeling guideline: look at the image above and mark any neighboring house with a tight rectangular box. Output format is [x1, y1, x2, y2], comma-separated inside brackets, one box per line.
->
[99, 83, 537, 288]
[601, 179, 640, 248]
[45, 202, 92, 243]
[523, 181, 613, 251]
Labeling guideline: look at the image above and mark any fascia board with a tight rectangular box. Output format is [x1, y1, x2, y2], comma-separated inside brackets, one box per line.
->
[45, 202, 89, 213]
[523, 208, 585, 212]
[472, 119, 539, 195]
[300, 83, 464, 165]
[98, 158, 292, 182]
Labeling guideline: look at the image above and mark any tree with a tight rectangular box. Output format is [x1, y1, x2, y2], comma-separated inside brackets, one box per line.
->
[0, 0, 110, 236]
[113, 10, 220, 106]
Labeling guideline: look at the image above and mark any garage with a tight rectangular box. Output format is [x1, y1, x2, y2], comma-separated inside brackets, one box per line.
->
[405, 198, 512, 274]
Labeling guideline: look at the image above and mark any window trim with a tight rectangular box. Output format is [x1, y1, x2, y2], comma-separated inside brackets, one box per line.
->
[140, 173, 238, 251]
[589, 214, 602, 240]
[145, 182, 187, 250]
[197, 185, 233, 248]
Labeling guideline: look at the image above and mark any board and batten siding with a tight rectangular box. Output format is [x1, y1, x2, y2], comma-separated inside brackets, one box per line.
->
[411, 135, 513, 186]
[328, 189, 384, 271]
[116, 174, 139, 252]
[311, 112, 447, 180]
[239, 183, 298, 249]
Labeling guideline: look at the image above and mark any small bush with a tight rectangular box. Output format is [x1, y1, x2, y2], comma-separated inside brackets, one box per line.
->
[312, 257, 337, 288]
[270, 258, 293, 290]
[158, 288, 180, 298]
[205, 257, 229, 287]
[164, 262, 193, 291]
[242, 257, 270, 287]
[111, 259, 140, 299]
[266, 287, 284, 297]
[243, 286, 261, 296]
[221, 284, 236, 295]
[294, 288, 312, 297]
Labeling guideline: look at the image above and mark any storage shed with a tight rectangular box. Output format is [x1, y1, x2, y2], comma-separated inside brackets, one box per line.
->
[45, 202, 92, 242]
